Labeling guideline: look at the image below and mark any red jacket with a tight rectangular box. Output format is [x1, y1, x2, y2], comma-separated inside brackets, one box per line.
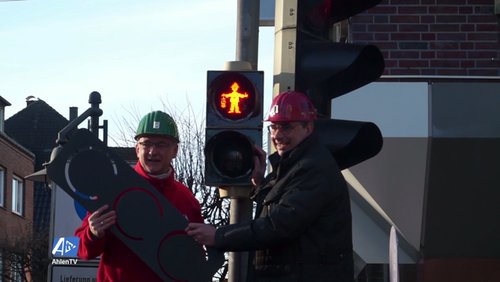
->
[75, 163, 203, 282]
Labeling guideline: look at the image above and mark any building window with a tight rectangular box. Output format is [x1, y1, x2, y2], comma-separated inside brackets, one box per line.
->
[12, 176, 23, 216]
[0, 167, 4, 207]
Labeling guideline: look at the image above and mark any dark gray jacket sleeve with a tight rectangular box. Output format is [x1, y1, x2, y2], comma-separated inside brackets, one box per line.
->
[214, 158, 337, 251]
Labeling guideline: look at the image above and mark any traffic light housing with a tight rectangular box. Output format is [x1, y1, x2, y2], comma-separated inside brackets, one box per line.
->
[294, 0, 385, 168]
[296, 0, 385, 110]
[316, 119, 383, 170]
[205, 70, 264, 186]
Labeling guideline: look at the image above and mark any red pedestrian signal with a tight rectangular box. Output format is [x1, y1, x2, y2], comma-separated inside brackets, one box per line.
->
[205, 70, 264, 186]
[208, 72, 258, 121]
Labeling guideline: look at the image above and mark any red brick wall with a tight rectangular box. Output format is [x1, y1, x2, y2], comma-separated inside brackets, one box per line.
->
[0, 136, 35, 243]
[351, 0, 500, 76]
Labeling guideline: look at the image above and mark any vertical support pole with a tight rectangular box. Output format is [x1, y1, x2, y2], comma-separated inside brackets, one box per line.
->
[221, 59, 254, 282]
[229, 1, 260, 281]
[227, 197, 253, 282]
[236, 0, 260, 70]
[389, 226, 400, 282]
[273, 0, 298, 98]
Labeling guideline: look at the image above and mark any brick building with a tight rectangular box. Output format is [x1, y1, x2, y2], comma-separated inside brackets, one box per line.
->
[0, 96, 35, 281]
[353, 0, 499, 76]
[5, 97, 69, 233]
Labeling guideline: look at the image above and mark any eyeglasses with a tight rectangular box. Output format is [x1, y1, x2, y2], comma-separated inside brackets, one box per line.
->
[138, 141, 174, 150]
[267, 123, 302, 134]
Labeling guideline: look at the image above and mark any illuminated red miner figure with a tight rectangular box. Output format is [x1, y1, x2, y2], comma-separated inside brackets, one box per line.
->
[220, 82, 249, 114]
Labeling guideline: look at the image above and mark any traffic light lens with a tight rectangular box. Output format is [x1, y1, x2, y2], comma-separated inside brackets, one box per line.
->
[209, 72, 257, 121]
[207, 131, 254, 179]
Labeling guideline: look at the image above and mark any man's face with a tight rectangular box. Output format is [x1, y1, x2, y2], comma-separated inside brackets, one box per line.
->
[135, 135, 178, 175]
[268, 121, 313, 156]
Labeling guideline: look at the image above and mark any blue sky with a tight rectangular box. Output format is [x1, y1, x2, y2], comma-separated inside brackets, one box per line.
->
[0, 0, 274, 145]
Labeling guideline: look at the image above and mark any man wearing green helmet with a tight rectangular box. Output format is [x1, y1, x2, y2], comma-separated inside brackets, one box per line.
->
[134, 110, 181, 176]
[75, 111, 204, 282]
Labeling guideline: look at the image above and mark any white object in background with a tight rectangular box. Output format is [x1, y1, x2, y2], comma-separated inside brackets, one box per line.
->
[389, 225, 399, 282]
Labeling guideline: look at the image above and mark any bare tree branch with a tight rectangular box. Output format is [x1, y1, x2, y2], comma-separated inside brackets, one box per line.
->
[0, 223, 50, 281]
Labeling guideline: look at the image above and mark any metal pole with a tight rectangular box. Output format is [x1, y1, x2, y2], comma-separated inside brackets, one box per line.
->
[229, 1, 260, 282]
[236, 0, 260, 69]
[228, 198, 253, 282]
[273, 0, 298, 97]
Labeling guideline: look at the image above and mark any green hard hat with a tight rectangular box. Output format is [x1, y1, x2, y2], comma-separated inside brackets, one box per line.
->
[135, 111, 179, 141]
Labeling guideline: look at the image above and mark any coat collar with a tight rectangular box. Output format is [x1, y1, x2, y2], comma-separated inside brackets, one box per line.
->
[256, 132, 319, 204]
[134, 162, 176, 190]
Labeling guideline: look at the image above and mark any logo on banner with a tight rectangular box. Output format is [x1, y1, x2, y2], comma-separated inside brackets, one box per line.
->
[52, 237, 80, 257]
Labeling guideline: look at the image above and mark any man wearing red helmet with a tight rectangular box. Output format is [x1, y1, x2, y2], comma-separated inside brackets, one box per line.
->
[187, 91, 354, 281]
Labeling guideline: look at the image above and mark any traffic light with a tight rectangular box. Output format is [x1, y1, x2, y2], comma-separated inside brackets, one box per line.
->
[315, 119, 383, 170]
[205, 70, 264, 186]
[296, 0, 384, 109]
[293, 0, 385, 168]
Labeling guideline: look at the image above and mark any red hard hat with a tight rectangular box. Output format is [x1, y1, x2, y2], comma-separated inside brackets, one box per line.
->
[265, 91, 317, 122]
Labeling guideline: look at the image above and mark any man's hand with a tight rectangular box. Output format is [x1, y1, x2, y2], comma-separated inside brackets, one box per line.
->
[88, 204, 117, 239]
[251, 145, 266, 186]
[185, 223, 216, 246]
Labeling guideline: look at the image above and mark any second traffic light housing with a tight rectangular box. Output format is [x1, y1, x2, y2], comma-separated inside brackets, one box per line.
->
[315, 119, 383, 170]
[205, 70, 264, 187]
[291, 0, 385, 169]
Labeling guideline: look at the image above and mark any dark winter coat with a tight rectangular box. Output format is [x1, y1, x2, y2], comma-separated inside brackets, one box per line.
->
[214, 132, 354, 281]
